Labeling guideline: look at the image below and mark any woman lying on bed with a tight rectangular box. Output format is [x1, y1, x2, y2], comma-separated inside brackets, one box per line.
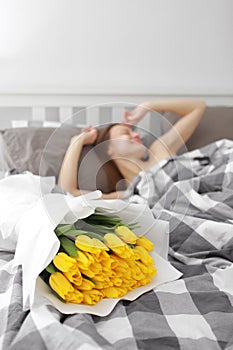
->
[58, 99, 206, 199]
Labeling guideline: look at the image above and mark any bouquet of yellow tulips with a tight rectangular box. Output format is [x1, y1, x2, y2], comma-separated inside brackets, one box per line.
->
[40, 213, 156, 305]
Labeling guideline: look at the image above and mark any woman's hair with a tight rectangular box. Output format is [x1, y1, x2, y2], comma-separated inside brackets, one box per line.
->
[94, 123, 119, 147]
[94, 123, 126, 192]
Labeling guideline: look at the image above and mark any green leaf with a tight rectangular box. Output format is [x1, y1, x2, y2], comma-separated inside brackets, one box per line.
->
[85, 213, 122, 226]
[83, 223, 114, 233]
[63, 229, 83, 237]
[82, 231, 106, 242]
[55, 223, 76, 237]
[59, 236, 78, 257]
[127, 222, 141, 230]
[45, 262, 57, 274]
[64, 229, 105, 242]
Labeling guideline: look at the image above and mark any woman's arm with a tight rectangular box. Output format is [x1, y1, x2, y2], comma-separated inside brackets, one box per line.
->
[146, 99, 206, 155]
[58, 127, 126, 199]
[58, 128, 98, 196]
[124, 99, 206, 156]
[142, 98, 206, 116]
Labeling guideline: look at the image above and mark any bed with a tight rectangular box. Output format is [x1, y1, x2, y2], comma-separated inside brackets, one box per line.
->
[0, 98, 233, 350]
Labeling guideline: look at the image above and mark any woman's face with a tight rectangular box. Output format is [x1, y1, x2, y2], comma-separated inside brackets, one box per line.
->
[108, 124, 146, 159]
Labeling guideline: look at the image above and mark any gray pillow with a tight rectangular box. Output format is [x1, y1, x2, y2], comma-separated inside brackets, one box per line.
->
[0, 127, 126, 193]
[1, 127, 80, 178]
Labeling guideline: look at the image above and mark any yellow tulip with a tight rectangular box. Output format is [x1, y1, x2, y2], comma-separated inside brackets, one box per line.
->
[78, 278, 95, 291]
[93, 250, 111, 262]
[130, 281, 141, 289]
[99, 250, 111, 260]
[104, 233, 134, 259]
[114, 268, 132, 279]
[89, 262, 102, 274]
[113, 266, 128, 276]
[94, 279, 113, 289]
[92, 273, 106, 282]
[112, 260, 131, 276]
[64, 269, 82, 286]
[80, 268, 95, 278]
[110, 275, 122, 286]
[136, 236, 154, 252]
[124, 259, 144, 279]
[114, 245, 134, 259]
[92, 238, 109, 251]
[114, 226, 137, 244]
[49, 272, 74, 300]
[121, 278, 135, 290]
[110, 258, 119, 269]
[135, 260, 148, 274]
[101, 257, 114, 271]
[111, 255, 129, 269]
[81, 289, 103, 305]
[75, 235, 109, 254]
[147, 265, 157, 278]
[131, 266, 145, 281]
[134, 246, 154, 265]
[66, 289, 84, 304]
[138, 277, 151, 286]
[84, 252, 95, 264]
[132, 249, 141, 260]
[53, 252, 77, 272]
[102, 286, 127, 298]
[76, 251, 92, 269]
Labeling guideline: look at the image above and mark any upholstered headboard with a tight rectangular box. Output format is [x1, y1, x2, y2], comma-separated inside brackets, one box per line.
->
[0, 94, 232, 192]
[161, 106, 233, 155]
[0, 94, 232, 174]
[0, 95, 232, 148]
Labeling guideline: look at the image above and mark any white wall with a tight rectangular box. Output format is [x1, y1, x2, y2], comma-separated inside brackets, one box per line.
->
[0, 0, 232, 95]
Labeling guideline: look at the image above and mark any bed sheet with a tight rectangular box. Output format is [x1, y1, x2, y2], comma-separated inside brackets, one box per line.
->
[1, 139, 233, 349]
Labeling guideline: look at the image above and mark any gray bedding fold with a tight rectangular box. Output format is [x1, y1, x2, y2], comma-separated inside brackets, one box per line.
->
[0, 133, 14, 174]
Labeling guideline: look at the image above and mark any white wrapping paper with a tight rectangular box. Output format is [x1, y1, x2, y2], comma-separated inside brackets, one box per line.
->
[12, 189, 182, 316]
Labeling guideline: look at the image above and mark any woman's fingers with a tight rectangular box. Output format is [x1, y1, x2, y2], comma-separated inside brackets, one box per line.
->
[123, 110, 134, 124]
[124, 105, 147, 125]
[124, 110, 139, 125]
[81, 125, 94, 133]
[81, 127, 98, 145]
[124, 110, 132, 119]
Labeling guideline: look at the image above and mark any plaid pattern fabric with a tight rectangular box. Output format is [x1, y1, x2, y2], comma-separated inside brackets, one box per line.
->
[1, 138, 233, 349]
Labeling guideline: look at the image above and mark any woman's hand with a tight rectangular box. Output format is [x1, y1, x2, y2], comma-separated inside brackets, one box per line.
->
[81, 125, 98, 145]
[123, 102, 149, 125]
[70, 126, 98, 146]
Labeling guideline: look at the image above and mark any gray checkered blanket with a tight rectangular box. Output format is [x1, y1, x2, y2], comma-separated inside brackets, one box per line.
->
[1, 138, 233, 349]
